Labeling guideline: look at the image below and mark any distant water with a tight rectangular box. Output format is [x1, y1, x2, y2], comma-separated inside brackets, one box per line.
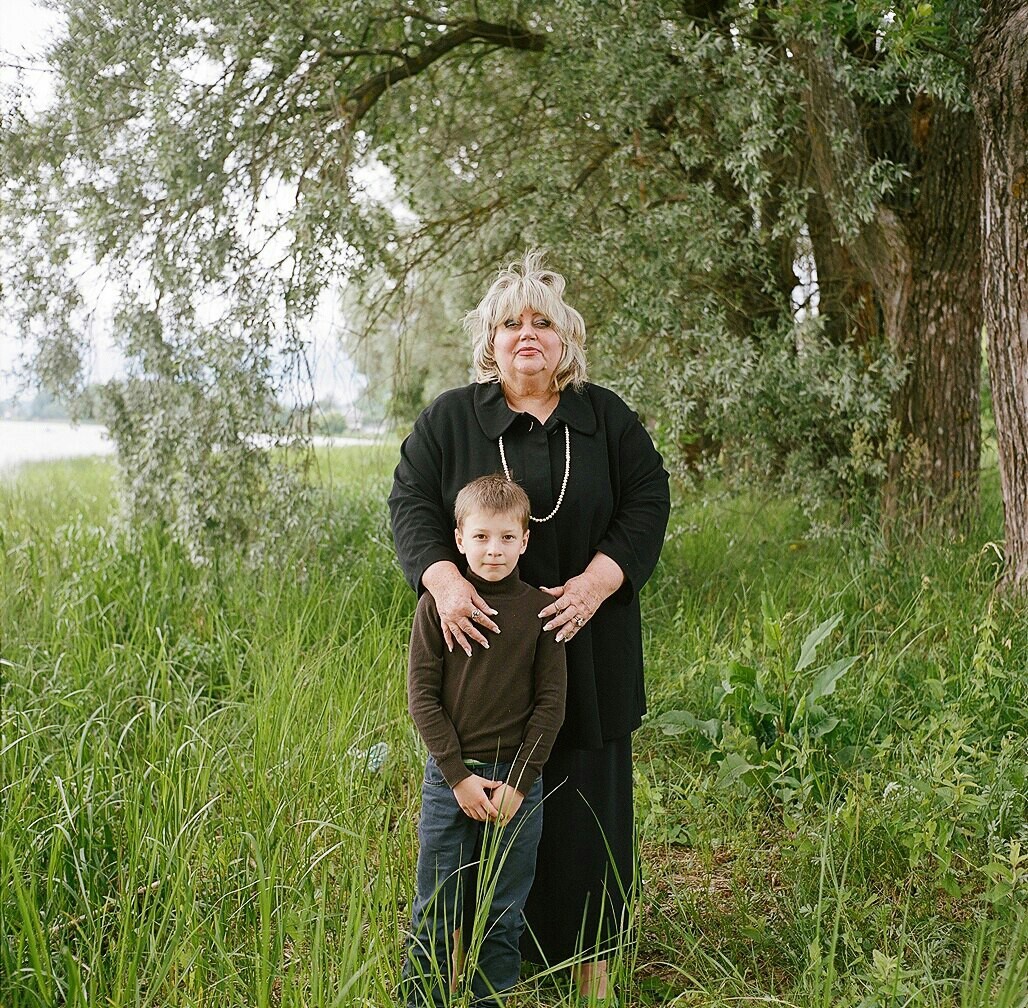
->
[0, 420, 376, 472]
[0, 420, 115, 470]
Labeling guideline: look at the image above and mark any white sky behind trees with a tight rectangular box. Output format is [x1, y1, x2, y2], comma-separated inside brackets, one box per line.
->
[0, 0, 361, 409]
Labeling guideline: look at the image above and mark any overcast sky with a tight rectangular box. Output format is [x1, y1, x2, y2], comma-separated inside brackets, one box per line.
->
[0, 0, 59, 93]
[0, 1, 361, 408]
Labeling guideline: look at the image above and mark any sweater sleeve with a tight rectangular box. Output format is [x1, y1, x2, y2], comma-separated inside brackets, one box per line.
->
[594, 410, 671, 604]
[388, 407, 462, 593]
[407, 596, 471, 788]
[508, 622, 567, 795]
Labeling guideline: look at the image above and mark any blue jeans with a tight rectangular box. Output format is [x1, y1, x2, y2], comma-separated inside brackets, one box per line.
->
[403, 756, 544, 1007]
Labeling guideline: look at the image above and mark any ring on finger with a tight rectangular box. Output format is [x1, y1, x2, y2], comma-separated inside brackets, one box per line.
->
[471, 609, 481, 620]
[575, 615, 585, 626]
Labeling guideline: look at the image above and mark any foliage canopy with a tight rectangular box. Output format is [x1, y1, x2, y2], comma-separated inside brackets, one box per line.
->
[0, 0, 990, 552]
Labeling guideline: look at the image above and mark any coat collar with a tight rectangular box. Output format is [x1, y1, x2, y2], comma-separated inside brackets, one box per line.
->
[473, 381, 597, 439]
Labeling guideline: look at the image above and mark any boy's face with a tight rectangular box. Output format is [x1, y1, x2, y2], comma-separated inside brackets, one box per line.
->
[455, 507, 529, 581]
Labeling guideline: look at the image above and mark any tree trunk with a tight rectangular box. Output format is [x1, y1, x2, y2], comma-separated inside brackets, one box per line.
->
[883, 104, 982, 533]
[972, 2, 1028, 593]
[806, 187, 880, 349]
[799, 43, 981, 533]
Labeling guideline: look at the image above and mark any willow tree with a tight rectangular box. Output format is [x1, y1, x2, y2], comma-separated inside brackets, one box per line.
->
[0, 0, 1013, 558]
[324, 0, 986, 530]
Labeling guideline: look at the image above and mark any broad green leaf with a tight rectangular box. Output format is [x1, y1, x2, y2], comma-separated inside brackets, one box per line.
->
[807, 655, 858, 704]
[653, 710, 721, 741]
[810, 715, 841, 739]
[750, 691, 780, 717]
[796, 612, 845, 671]
[724, 661, 758, 690]
[716, 752, 761, 789]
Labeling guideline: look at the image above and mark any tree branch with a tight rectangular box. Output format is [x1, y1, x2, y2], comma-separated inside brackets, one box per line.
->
[340, 19, 545, 123]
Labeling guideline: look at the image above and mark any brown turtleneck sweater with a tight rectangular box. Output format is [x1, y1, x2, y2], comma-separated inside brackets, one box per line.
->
[407, 567, 566, 794]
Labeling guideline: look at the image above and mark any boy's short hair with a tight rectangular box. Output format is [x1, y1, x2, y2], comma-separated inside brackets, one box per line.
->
[454, 474, 531, 531]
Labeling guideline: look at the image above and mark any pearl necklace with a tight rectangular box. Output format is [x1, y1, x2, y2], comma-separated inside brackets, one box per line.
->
[498, 424, 571, 523]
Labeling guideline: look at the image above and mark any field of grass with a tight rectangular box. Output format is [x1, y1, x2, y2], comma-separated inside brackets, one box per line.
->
[2, 450, 1027, 1007]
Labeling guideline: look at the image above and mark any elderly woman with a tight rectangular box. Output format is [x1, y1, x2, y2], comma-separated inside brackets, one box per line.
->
[389, 251, 669, 1003]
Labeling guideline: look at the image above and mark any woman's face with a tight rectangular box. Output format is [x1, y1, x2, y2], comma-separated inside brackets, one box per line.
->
[493, 308, 564, 389]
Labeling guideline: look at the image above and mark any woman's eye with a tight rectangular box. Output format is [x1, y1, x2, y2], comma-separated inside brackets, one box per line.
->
[534, 318, 551, 327]
[504, 319, 518, 328]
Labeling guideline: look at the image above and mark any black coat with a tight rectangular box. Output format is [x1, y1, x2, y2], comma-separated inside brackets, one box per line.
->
[389, 381, 670, 750]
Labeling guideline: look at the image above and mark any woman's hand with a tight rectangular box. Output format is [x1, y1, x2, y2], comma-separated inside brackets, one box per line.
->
[539, 553, 624, 642]
[422, 561, 500, 656]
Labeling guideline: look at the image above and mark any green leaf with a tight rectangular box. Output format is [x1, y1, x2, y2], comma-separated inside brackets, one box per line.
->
[723, 660, 758, 690]
[653, 710, 721, 742]
[750, 691, 780, 717]
[807, 655, 858, 704]
[716, 752, 761, 789]
[810, 715, 841, 739]
[796, 612, 844, 671]
[986, 881, 1013, 904]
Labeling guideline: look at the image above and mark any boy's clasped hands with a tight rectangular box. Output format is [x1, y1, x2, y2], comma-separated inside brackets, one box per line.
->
[453, 775, 524, 824]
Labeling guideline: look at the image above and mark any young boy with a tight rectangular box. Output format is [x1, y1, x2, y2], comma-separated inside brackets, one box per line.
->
[403, 474, 567, 1007]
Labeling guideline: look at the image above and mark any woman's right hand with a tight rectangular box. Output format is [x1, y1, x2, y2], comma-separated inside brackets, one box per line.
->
[422, 561, 500, 656]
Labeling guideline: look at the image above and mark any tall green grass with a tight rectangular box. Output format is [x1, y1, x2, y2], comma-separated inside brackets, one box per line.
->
[2, 453, 1026, 1006]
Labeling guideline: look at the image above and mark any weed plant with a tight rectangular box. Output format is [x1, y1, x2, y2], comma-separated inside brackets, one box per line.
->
[2, 453, 1026, 1006]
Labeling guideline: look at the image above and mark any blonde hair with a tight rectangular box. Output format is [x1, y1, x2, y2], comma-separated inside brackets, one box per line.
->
[454, 474, 531, 531]
[464, 250, 588, 392]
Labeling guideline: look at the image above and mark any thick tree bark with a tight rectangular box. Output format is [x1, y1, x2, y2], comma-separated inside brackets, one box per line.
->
[972, 2, 1028, 593]
[799, 42, 981, 533]
[806, 187, 879, 349]
[885, 104, 982, 532]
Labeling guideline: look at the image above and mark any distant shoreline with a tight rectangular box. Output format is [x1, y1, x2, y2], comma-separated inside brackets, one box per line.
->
[0, 419, 115, 469]
[0, 419, 384, 471]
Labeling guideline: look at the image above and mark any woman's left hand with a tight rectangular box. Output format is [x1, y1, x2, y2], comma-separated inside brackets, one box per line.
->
[539, 553, 624, 642]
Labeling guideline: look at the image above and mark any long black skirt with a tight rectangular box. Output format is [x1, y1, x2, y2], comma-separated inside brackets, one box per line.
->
[519, 735, 635, 966]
